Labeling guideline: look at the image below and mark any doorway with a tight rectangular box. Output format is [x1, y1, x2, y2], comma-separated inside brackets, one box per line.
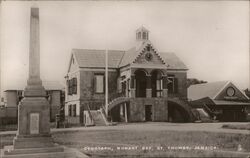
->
[145, 105, 152, 121]
[135, 70, 147, 97]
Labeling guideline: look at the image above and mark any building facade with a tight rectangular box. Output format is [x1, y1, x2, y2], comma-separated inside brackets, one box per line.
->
[65, 27, 195, 125]
[188, 81, 250, 122]
[0, 81, 64, 125]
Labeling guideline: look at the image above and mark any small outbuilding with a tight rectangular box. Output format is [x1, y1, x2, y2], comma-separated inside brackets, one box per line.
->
[188, 81, 250, 122]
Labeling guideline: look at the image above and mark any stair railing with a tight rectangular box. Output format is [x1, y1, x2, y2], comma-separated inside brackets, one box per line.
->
[86, 104, 94, 123]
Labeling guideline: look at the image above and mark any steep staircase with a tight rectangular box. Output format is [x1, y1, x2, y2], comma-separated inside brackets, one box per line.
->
[89, 110, 106, 126]
[84, 95, 129, 126]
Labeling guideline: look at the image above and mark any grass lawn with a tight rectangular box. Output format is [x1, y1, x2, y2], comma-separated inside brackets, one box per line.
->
[222, 123, 250, 130]
[1, 126, 250, 157]
[52, 129, 250, 157]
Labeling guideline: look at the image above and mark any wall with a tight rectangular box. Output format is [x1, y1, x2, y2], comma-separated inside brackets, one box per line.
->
[0, 107, 18, 125]
[79, 69, 119, 109]
[129, 98, 168, 122]
[6, 91, 18, 107]
[167, 71, 187, 100]
[4, 90, 63, 123]
[50, 90, 61, 121]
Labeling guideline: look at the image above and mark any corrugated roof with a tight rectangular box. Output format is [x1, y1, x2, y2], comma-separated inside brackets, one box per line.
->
[188, 81, 229, 101]
[73, 49, 125, 68]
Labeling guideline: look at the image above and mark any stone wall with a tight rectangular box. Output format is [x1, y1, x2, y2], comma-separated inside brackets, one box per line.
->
[129, 98, 168, 122]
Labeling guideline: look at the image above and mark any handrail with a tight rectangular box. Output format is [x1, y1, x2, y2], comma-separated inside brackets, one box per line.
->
[86, 104, 93, 122]
[108, 92, 125, 103]
[203, 103, 217, 117]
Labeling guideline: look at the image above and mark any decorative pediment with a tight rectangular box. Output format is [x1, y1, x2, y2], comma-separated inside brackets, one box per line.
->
[214, 82, 249, 100]
[133, 42, 167, 66]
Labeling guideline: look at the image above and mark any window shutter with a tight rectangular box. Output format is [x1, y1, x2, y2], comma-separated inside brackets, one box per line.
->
[94, 75, 96, 94]
[69, 105, 72, 116]
[73, 78, 77, 94]
[174, 78, 178, 93]
[69, 79, 72, 95]
[67, 80, 70, 95]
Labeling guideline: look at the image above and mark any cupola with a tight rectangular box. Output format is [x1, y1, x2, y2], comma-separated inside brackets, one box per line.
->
[136, 26, 149, 42]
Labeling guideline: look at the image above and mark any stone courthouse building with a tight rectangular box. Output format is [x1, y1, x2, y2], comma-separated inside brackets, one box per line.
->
[65, 27, 195, 125]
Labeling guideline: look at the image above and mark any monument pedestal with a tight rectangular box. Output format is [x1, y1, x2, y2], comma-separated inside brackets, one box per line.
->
[2, 97, 88, 158]
[3, 97, 64, 155]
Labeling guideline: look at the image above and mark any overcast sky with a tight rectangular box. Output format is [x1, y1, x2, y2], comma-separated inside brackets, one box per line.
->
[0, 1, 249, 93]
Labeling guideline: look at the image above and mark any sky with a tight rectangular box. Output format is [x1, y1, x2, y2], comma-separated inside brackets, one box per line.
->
[0, 1, 249, 94]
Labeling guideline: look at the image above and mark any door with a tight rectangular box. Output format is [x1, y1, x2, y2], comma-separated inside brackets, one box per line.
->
[145, 105, 152, 121]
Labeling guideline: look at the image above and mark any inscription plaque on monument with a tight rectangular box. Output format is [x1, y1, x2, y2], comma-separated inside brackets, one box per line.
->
[30, 113, 39, 134]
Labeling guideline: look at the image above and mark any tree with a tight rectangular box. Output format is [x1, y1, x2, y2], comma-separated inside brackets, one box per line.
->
[187, 78, 207, 88]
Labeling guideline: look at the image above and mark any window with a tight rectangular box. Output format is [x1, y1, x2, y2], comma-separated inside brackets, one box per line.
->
[138, 32, 141, 39]
[167, 76, 178, 93]
[72, 104, 76, 117]
[68, 105, 72, 116]
[95, 74, 104, 93]
[72, 78, 77, 94]
[67, 77, 77, 95]
[143, 32, 147, 40]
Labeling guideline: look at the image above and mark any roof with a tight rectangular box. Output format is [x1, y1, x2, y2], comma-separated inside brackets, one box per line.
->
[159, 52, 188, 70]
[188, 81, 229, 100]
[213, 100, 250, 106]
[4, 81, 64, 91]
[72, 49, 125, 68]
[136, 26, 149, 32]
[72, 41, 187, 70]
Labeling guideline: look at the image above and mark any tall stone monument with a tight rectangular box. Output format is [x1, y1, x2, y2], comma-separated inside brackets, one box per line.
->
[2, 7, 88, 158]
[3, 7, 63, 157]
[13, 7, 55, 149]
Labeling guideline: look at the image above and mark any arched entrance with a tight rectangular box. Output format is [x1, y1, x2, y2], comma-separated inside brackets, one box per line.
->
[151, 70, 163, 97]
[109, 102, 130, 122]
[168, 100, 191, 123]
[135, 70, 147, 98]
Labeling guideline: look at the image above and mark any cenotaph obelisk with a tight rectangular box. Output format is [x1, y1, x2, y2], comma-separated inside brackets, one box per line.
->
[2, 7, 88, 158]
[2, 7, 64, 157]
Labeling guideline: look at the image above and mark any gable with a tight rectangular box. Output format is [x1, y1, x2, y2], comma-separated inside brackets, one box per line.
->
[68, 54, 78, 73]
[133, 43, 166, 66]
[188, 81, 228, 101]
[215, 82, 249, 101]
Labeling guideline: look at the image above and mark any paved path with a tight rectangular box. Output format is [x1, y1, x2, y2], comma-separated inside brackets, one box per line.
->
[0, 122, 249, 136]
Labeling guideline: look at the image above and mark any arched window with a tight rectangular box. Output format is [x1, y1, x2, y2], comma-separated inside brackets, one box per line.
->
[138, 32, 141, 39]
[143, 32, 147, 39]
